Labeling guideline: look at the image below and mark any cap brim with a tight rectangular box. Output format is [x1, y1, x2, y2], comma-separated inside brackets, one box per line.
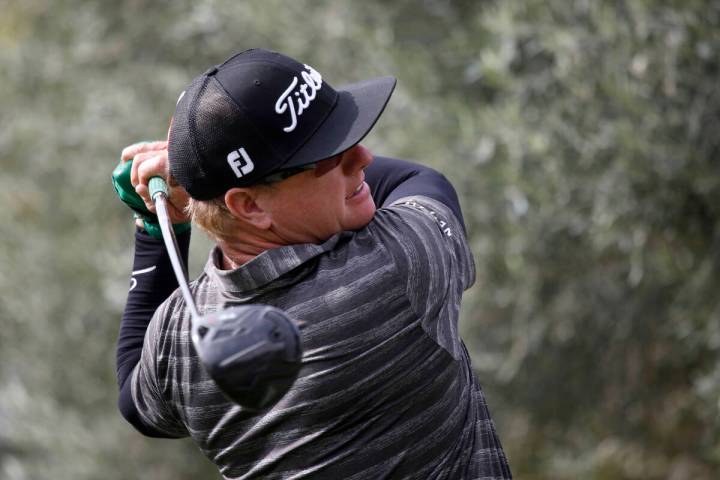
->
[281, 76, 396, 168]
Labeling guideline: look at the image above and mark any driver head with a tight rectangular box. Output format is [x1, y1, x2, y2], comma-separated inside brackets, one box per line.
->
[193, 305, 302, 411]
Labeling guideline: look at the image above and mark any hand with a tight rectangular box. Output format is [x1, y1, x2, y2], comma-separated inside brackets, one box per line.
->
[120, 141, 191, 225]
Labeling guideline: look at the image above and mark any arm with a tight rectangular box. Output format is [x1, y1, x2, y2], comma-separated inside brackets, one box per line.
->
[116, 228, 190, 437]
[365, 156, 466, 232]
[113, 140, 191, 436]
[373, 196, 475, 360]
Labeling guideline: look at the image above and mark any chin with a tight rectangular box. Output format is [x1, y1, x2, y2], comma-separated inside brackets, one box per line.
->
[347, 202, 376, 231]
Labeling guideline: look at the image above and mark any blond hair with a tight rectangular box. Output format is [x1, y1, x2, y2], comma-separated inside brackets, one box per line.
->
[186, 196, 239, 243]
[186, 184, 275, 242]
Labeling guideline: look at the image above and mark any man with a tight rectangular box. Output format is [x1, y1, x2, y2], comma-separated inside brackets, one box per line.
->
[115, 48, 512, 479]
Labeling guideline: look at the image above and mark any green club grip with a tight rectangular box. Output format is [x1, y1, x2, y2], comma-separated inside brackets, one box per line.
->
[112, 159, 151, 216]
[112, 160, 190, 239]
[149, 176, 169, 200]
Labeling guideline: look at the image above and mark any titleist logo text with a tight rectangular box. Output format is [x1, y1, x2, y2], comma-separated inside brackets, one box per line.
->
[275, 64, 323, 133]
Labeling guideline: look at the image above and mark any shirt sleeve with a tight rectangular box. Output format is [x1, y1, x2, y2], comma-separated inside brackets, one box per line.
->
[129, 297, 189, 438]
[371, 195, 475, 360]
[365, 156, 466, 233]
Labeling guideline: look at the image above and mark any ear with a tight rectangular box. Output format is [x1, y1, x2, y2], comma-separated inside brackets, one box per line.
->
[224, 188, 272, 230]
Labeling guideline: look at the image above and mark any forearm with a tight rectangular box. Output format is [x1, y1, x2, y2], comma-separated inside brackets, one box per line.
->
[116, 228, 190, 388]
[365, 156, 466, 231]
[115, 228, 190, 437]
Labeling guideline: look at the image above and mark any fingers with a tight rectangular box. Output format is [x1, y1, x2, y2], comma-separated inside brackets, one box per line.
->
[121, 140, 169, 211]
[120, 139, 190, 222]
[130, 150, 169, 186]
[130, 150, 170, 212]
[133, 183, 153, 213]
[120, 140, 167, 163]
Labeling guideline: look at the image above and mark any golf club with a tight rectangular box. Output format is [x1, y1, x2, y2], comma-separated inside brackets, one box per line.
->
[148, 176, 303, 411]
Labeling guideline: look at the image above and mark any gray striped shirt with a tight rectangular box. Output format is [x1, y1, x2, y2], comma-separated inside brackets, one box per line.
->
[131, 196, 512, 479]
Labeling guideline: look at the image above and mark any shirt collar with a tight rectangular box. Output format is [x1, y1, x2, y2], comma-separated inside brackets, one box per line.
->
[205, 232, 347, 293]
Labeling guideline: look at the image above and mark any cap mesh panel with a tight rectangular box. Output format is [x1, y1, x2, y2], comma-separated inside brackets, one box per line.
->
[171, 77, 254, 199]
[169, 75, 208, 198]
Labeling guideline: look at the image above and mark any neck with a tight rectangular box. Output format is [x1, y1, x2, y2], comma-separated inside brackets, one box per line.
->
[220, 248, 253, 270]
[217, 231, 286, 270]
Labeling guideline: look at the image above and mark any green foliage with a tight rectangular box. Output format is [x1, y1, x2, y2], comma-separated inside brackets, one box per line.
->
[1, 1, 718, 478]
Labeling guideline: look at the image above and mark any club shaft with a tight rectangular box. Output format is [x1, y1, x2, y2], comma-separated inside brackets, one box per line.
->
[152, 190, 201, 321]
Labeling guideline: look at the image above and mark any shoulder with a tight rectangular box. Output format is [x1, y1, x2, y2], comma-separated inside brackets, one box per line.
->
[365, 195, 473, 282]
[368, 195, 464, 252]
[387, 196, 460, 238]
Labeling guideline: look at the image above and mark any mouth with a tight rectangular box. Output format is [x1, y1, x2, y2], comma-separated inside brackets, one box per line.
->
[346, 182, 364, 199]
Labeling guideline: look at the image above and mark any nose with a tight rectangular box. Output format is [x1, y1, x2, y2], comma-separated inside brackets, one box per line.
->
[341, 144, 373, 174]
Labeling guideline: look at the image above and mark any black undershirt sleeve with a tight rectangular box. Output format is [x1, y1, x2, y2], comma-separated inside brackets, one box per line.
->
[365, 156, 466, 232]
[116, 228, 190, 437]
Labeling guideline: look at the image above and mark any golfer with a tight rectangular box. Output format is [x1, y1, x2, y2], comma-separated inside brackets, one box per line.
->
[115, 48, 512, 479]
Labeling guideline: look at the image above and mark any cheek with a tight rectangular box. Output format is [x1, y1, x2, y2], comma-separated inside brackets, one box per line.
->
[272, 173, 348, 230]
[313, 174, 345, 205]
[345, 194, 376, 229]
[283, 187, 337, 226]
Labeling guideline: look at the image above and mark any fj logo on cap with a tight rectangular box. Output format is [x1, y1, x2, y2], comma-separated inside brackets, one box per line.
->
[227, 148, 255, 178]
[275, 64, 323, 133]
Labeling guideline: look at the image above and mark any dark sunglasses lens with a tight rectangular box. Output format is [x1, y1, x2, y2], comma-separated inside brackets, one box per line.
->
[261, 163, 316, 184]
[314, 156, 341, 177]
[260, 155, 341, 184]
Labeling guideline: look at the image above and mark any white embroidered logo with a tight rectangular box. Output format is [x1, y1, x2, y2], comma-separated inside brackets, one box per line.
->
[275, 64, 323, 133]
[227, 148, 255, 178]
[403, 200, 453, 237]
[129, 265, 157, 292]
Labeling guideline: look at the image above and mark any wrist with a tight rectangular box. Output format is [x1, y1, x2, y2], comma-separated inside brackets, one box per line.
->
[133, 213, 191, 239]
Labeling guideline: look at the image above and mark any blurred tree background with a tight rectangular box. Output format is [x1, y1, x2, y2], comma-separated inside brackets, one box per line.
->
[1, 0, 718, 478]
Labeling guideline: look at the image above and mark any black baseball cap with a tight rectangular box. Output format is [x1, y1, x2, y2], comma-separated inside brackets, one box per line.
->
[168, 48, 396, 200]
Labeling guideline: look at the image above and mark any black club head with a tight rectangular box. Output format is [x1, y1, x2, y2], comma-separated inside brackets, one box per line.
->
[193, 305, 302, 411]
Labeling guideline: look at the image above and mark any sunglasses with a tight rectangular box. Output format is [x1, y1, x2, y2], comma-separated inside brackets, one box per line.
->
[258, 155, 342, 184]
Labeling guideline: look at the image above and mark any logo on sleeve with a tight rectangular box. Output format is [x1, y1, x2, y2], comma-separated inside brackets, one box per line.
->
[227, 147, 255, 178]
[130, 265, 157, 291]
[402, 200, 453, 237]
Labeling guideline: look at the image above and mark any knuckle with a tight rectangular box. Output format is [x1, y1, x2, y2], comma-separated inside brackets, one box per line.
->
[122, 146, 137, 161]
[134, 152, 150, 162]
